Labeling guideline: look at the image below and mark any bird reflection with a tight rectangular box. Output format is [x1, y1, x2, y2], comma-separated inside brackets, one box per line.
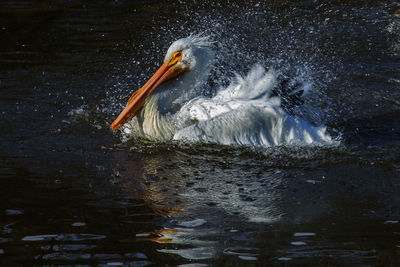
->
[115, 150, 185, 216]
[113, 145, 286, 261]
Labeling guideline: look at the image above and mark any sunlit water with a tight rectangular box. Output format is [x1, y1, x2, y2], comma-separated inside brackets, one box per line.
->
[1, 0, 400, 266]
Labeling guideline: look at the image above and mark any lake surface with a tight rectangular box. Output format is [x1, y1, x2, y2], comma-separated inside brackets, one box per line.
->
[1, 0, 400, 266]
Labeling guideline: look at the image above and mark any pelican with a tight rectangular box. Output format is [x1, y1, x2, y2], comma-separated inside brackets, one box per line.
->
[111, 34, 333, 147]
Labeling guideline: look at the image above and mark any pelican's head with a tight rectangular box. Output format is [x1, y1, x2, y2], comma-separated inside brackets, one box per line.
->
[111, 34, 213, 130]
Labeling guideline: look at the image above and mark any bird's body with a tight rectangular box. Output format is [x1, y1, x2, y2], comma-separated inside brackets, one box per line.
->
[112, 34, 333, 147]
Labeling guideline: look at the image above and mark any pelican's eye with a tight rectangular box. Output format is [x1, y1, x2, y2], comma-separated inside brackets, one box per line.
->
[168, 51, 183, 66]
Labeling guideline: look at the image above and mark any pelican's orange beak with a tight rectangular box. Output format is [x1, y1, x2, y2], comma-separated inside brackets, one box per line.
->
[111, 50, 186, 131]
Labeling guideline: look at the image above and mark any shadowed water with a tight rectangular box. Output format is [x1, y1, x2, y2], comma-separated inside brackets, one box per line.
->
[1, 0, 400, 266]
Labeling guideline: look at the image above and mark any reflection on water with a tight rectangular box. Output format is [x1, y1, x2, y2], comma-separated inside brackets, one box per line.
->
[1, 143, 400, 265]
[111, 144, 400, 265]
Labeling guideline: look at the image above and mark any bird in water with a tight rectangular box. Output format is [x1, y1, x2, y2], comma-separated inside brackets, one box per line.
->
[111, 34, 333, 147]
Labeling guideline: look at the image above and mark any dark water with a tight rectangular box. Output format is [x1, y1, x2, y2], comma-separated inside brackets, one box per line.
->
[1, 0, 400, 266]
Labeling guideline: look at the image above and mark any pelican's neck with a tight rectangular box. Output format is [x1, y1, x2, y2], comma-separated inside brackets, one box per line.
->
[136, 94, 177, 141]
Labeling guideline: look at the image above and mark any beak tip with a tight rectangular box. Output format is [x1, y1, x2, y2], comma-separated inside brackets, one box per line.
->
[110, 121, 118, 131]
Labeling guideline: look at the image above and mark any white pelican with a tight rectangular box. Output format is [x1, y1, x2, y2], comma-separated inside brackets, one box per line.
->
[111, 34, 333, 147]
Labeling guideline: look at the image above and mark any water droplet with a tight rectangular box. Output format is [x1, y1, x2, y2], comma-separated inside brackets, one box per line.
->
[22, 234, 57, 241]
[106, 262, 123, 266]
[291, 241, 306, 246]
[136, 233, 150, 237]
[5, 209, 23, 215]
[239, 255, 257, 261]
[72, 222, 86, 227]
[384, 220, 399, 224]
[293, 232, 316, 237]
[278, 257, 292, 261]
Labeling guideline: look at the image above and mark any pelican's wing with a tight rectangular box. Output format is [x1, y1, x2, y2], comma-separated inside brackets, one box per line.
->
[174, 104, 332, 147]
[173, 64, 333, 146]
[178, 64, 280, 122]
